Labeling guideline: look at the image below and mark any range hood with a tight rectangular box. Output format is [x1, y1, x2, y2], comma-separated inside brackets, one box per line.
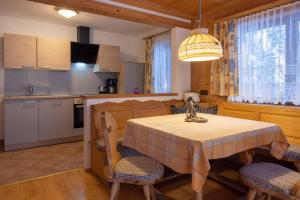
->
[71, 26, 99, 64]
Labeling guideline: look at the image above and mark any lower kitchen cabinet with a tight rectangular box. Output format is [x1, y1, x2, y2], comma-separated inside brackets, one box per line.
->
[38, 98, 73, 141]
[4, 100, 39, 148]
[4, 98, 76, 151]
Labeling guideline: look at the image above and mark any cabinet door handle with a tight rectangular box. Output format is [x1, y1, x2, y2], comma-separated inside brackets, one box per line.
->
[23, 100, 38, 106]
[22, 65, 34, 69]
[51, 101, 62, 106]
[39, 66, 50, 70]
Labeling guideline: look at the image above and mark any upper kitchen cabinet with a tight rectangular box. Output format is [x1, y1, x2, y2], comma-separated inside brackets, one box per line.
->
[4, 33, 37, 69]
[37, 37, 71, 71]
[94, 45, 121, 72]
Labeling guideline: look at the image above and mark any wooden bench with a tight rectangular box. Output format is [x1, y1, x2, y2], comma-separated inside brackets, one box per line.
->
[90, 100, 183, 179]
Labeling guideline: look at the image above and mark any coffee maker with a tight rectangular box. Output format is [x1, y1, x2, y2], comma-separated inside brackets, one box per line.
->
[106, 79, 118, 94]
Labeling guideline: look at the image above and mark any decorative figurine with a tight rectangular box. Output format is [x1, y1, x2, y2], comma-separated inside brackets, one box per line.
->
[185, 97, 208, 123]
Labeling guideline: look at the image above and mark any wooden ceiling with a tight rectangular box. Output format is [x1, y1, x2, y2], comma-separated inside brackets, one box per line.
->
[28, 0, 293, 29]
[113, 0, 288, 21]
[113, 0, 229, 20]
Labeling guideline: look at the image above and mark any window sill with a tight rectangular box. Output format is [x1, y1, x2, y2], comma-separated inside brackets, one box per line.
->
[223, 101, 300, 111]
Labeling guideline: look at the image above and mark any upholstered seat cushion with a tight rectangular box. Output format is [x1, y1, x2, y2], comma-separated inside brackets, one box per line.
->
[115, 156, 164, 183]
[170, 104, 218, 115]
[240, 162, 300, 196]
[284, 144, 300, 161]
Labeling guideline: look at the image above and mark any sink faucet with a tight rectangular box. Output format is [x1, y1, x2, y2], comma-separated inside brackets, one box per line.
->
[25, 84, 34, 96]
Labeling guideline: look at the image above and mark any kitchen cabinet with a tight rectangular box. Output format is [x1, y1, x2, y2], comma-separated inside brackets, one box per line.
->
[37, 37, 71, 70]
[4, 33, 37, 69]
[38, 98, 73, 141]
[4, 100, 39, 148]
[94, 45, 121, 72]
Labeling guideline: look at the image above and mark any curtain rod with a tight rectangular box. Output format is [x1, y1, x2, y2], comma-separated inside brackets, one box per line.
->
[214, 0, 294, 23]
[143, 30, 171, 40]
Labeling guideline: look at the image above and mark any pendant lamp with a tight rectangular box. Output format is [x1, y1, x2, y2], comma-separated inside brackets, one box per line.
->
[178, 0, 223, 62]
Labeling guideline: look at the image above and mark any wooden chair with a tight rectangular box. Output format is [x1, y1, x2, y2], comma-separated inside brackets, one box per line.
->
[240, 162, 300, 200]
[102, 111, 164, 200]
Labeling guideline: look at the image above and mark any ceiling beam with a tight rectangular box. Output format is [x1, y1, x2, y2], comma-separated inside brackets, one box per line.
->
[111, 0, 194, 20]
[27, 0, 193, 29]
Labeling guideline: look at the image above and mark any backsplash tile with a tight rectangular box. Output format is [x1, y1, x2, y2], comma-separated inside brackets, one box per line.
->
[4, 64, 117, 96]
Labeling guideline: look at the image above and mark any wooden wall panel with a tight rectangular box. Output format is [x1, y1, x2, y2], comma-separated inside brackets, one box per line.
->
[219, 103, 300, 145]
[219, 109, 259, 120]
[260, 113, 300, 140]
[191, 62, 211, 93]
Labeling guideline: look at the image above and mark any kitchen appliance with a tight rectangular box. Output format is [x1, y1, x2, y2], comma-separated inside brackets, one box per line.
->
[98, 86, 106, 94]
[119, 62, 145, 94]
[106, 78, 118, 94]
[73, 98, 84, 136]
[71, 26, 99, 64]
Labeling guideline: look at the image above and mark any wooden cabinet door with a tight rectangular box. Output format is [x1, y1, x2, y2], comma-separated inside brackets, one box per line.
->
[38, 98, 73, 141]
[4, 100, 39, 147]
[4, 33, 37, 69]
[97, 45, 121, 72]
[37, 37, 71, 71]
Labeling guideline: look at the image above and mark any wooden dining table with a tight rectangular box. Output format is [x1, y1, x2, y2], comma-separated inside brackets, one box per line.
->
[123, 113, 289, 200]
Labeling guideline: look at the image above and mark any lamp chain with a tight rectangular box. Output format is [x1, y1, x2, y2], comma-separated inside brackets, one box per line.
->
[198, 0, 202, 28]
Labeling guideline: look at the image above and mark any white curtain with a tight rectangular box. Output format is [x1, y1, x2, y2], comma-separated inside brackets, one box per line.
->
[230, 2, 300, 105]
[152, 32, 172, 93]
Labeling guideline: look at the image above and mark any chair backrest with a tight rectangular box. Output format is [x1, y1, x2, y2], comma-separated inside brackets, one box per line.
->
[102, 111, 122, 177]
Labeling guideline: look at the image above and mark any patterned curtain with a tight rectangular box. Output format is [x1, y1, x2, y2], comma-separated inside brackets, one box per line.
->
[144, 38, 153, 93]
[210, 19, 239, 96]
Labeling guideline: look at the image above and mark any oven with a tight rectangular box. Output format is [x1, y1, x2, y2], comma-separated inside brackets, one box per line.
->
[74, 98, 84, 135]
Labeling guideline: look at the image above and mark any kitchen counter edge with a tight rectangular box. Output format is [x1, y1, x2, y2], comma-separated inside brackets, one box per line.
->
[81, 93, 178, 99]
[4, 95, 76, 100]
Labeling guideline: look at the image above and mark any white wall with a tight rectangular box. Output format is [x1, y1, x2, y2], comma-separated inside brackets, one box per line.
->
[0, 15, 147, 140]
[171, 27, 191, 99]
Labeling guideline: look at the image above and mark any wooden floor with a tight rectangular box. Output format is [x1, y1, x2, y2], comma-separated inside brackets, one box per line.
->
[0, 168, 243, 200]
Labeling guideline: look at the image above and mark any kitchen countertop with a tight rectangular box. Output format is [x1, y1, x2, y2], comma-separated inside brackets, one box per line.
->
[81, 93, 178, 99]
[4, 93, 179, 100]
[4, 94, 75, 100]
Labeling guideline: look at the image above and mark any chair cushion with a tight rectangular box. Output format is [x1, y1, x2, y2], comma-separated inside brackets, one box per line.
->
[240, 162, 300, 196]
[284, 144, 300, 161]
[115, 156, 164, 183]
[170, 104, 218, 115]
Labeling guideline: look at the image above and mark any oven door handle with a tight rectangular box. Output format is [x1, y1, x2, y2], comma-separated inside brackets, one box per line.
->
[75, 105, 84, 108]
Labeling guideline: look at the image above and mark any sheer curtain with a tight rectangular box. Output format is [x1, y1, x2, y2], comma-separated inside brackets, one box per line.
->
[152, 32, 172, 93]
[230, 2, 300, 105]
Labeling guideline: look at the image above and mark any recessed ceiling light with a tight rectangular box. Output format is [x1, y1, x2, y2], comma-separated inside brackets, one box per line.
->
[57, 8, 78, 18]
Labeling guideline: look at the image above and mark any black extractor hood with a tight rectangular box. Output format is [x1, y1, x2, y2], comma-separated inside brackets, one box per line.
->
[71, 26, 99, 64]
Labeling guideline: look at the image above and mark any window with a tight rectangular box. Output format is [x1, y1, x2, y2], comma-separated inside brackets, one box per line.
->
[152, 32, 172, 93]
[230, 3, 300, 105]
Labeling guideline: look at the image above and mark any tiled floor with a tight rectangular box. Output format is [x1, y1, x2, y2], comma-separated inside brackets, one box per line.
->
[0, 141, 83, 185]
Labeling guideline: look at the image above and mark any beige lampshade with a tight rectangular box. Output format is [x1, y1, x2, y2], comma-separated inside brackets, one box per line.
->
[178, 28, 223, 62]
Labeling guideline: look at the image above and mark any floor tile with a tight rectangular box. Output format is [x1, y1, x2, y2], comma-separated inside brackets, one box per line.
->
[0, 141, 83, 185]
